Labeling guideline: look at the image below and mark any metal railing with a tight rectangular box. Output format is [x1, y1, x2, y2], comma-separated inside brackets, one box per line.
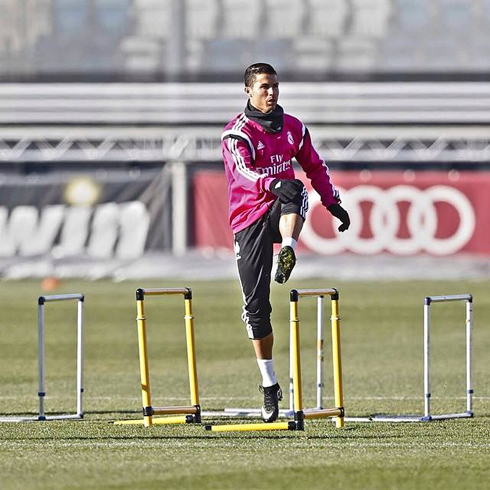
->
[1, 125, 490, 164]
[1, 83, 490, 163]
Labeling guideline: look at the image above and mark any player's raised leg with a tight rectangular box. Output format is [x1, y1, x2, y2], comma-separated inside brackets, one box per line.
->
[274, 213, 304, 284]
[273, 181, 308, 284]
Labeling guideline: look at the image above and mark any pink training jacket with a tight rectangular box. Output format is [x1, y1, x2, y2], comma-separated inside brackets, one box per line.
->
[221, 111, 340, 234]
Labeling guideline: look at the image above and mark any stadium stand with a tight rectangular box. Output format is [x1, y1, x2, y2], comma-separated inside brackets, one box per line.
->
[2, 0, 490, 78]
[264, 0, 306, 38]
[186, 0, 219, 73]
[307, 0, 348, 39]
[0, 0, 51, 70]
[220, 0, 262, 39]
[1, 1, 489, 167]
[120, 0, 169, 72]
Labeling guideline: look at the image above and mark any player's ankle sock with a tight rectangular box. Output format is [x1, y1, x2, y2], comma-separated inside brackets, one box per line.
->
[257, 358, 277, 388]
[281, 237, 297, 250]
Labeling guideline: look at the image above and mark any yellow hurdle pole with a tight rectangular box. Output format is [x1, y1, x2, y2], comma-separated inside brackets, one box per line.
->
[290, 290, 304, 430]
[136, 289, 153, 427]
[184, 290, 200, 421]
[330, 291, 345, 428]
[205, 421, 295, 432]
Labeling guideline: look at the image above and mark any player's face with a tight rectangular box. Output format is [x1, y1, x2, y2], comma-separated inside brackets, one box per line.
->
[245, 73, 279, 113]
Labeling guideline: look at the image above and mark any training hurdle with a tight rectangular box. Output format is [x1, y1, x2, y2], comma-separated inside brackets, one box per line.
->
[0, 293, 85, 423]
[220, 291, 342, 423]
[115, 288, 200, 427]
[205, 288, 344, 432]
[348, 293, 474, 423]
[423, 295, 473, 420]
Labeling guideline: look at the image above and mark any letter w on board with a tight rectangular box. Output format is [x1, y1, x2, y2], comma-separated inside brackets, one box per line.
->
[0, 202, 150, 259]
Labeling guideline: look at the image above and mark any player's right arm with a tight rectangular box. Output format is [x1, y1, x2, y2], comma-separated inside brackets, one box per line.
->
[221, 135, 275, 193]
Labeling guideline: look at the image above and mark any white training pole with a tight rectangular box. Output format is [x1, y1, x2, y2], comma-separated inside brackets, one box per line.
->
[316, 296, 324, 409]
[423, 298, 431, 419]
[41, 293, 85, 302]
[37, 301, 46, 420]
[1, 294, 84, 424]
[425, 294, 472, 303]
[37, 293, 84, 421]
[466, 299, 473, 414]
[76, 298, 84, 418]
[337, 294, 475, 424]
[422, 294, 473, 421]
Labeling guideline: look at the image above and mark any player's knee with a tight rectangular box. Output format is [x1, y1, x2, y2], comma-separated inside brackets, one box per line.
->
[281, 182, 308, 219]
[290, 179, 305, 199]
[246, 321, 273, 340]
[242, 310, 273, 340]
[242, 298, 272, 339]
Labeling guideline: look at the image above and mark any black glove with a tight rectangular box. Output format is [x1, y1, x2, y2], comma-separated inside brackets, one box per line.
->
[327, 203, 350, 232]
[269, 179, 304, 203]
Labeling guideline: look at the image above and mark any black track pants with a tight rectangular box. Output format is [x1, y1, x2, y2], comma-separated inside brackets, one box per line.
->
[233, 192, 308, 340]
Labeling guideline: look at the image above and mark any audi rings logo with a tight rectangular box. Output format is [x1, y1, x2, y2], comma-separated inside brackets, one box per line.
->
[301, 185, 476, 255]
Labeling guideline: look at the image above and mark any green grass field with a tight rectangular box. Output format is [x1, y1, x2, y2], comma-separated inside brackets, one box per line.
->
[0, 278, 489, 490]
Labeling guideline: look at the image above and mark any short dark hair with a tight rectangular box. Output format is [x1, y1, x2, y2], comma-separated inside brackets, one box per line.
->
[244, 63, 277, 88]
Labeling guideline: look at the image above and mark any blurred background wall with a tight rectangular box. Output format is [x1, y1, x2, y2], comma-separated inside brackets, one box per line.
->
[1, 0, 489, 280]
[2, 0, 490, 81]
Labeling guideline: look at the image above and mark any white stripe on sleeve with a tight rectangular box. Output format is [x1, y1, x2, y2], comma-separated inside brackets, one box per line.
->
[299, 122, 306, 150]
[228, 137, 263, 182]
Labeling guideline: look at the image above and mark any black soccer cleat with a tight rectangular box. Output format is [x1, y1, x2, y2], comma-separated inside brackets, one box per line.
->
[274, 246, 296, 284]
[259, 383, 283, 423]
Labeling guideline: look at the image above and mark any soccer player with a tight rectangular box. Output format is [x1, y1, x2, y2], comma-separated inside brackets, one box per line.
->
[221, 63, 350, 422]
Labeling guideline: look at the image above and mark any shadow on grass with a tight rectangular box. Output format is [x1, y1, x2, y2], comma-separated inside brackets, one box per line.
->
[0, 412, 39, 416]
[0, 410, 138, 417]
